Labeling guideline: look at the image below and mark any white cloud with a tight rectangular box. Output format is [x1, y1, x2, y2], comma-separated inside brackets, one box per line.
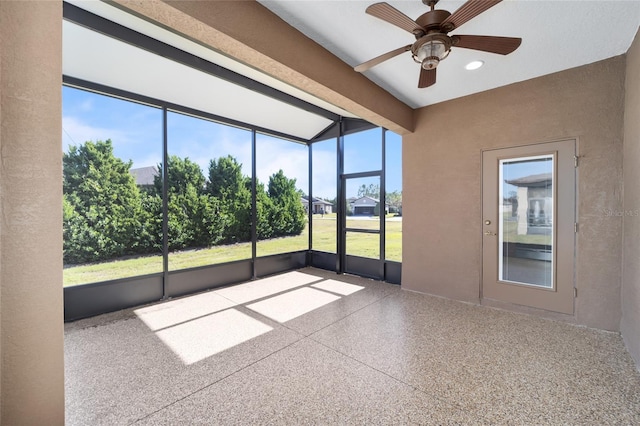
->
[169, 126, 253, 177]
[79, 98, 93, 112]
[256, 137, 308, 192]
[62, 115, 163, 169]
[135, 152, 163, 170]
[62, 115, 128, 152]
[62, 112, 381, 200]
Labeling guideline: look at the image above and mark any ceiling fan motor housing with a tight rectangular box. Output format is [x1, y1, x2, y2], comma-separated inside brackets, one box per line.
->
[415, 10, 451, 33]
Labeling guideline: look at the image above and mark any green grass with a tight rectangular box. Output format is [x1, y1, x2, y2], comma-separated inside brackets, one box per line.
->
[63, 256, 164, 287]
[502, 214, 551, 245]
[63, 214, 402, 287]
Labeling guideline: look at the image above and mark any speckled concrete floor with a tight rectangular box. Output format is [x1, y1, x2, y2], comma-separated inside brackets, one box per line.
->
[65, 268, 640, 425]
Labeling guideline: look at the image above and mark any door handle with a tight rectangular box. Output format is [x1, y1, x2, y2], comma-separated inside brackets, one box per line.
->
[484, 231, 497, 236]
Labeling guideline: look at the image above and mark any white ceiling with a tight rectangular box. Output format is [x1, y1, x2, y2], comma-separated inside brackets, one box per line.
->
[64, 0, 640, 129]
[63, 0, 356, 142]
[63, 20, 334, 140]
[259, 0, 640, 109]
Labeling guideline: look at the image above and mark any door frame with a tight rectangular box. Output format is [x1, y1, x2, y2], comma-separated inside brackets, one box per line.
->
[481, 139, 576, 314]
[339, 171, 385, 280]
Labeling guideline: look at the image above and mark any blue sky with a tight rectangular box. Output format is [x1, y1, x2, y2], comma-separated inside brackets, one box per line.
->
[62, 86, 402, 199]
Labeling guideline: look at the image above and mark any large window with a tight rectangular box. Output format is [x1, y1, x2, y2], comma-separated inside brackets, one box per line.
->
[62, 85, 399, 289]
[62, 86, 163, 286]
[256, 134, 309, 257]
[385, 130, 402, 262]
[166, 112, 252, 271]
[312, 139, 337, 253]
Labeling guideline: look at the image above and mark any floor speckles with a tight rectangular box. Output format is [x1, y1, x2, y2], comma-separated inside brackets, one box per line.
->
[65, 268, 640, 425]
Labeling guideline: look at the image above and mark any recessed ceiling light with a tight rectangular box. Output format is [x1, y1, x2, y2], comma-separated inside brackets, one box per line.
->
[465, 60, 484, 71]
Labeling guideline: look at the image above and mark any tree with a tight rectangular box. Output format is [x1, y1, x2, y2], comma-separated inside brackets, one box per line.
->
[153, 155, 205, 196]
[63, 140, 149, 263]
[357, 183, 380, 199]
[207, 156, 245, 199]
[256, 181, 274, 240]
[267, 170, 306, 235]
[386, 190, 402, 213]
[63, 145, 309, 263]
[207, 156, 252, 243]
[155, 155, 226, 250]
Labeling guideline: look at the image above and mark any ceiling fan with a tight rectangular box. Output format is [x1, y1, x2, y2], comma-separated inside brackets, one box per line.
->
[354, 0, 522, 88]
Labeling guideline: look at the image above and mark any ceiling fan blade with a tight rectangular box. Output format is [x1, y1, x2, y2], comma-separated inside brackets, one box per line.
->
[418, 68, 436, 88]
[354, 45, 412, 72]
[441, 0, 502, 31]
[453, 35, 521, 55]
[366, 2, 424, 34]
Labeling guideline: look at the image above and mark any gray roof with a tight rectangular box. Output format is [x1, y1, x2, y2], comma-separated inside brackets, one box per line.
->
[301, 196, 333, 205]
[352, 196, 390, 205]
[130, 166, 159, 186]
[505, 173, 552, 188]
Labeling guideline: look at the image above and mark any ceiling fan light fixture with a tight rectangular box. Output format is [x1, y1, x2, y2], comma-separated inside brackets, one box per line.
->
[422, 56, 440, 70]
[415, 37, 450, 70]
[356, 0, 522, 88]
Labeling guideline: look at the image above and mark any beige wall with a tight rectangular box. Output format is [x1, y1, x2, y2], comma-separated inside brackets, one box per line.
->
[0, 1, 65, 424]
[622, 28, 640, 366]
[0, 6, 633, 425]
[403, 57, 626, 331]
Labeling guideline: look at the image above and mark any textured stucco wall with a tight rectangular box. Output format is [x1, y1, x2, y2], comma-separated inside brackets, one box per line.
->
[403, 57, 626, 331]
[0, 1, 65, 423]
[622, 28, 640, 368]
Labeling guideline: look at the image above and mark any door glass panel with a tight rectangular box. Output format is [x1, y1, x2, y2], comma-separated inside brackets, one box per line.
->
[346, 231, 379, 259]
[345, 176, 381, 231]
[344, 128, 382, 174]
[499, 155, 554, 288]
[385, 130, 402, 261]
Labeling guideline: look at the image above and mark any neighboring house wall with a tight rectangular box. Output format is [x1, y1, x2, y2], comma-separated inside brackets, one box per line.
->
[404, 56, 626, 332]
[353, 196, 377, 215]
[622, 28, 640, 368]
[313, 202, 332, 214]
[302, 198, 333, 214]
[351, 196, 389, 215]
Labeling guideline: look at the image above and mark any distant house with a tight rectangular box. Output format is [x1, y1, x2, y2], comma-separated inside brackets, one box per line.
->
[350, 196, 389, 216]
[505, 172, 553, 235]
[301, 196, 333, 214]
[130, 166, 159, 189]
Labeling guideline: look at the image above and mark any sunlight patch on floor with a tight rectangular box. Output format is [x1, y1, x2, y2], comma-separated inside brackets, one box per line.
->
[214, 271, 321, 304]
[134, 291, 237, 331]
[155, 309, 273, 365]
[247, 287, 341, 323]
[134, 272, 357, 365]
[311, 279, 364, 296]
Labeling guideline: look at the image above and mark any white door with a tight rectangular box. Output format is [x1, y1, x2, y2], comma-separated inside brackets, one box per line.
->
[482, 140, 576, 314]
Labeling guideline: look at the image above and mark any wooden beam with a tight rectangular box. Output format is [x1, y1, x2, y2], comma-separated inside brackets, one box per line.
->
[109, 0, 414, 134]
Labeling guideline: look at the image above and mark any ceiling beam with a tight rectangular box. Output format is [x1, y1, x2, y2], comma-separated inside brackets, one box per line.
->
[108, 0, 414, 135]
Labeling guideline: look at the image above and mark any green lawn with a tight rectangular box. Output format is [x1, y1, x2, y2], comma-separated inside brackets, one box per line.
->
[63, 213, 402, 287]
[502, 214, 551, 245]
